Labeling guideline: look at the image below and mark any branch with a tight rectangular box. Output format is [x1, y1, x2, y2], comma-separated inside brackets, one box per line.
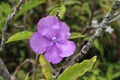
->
[68, 0, 120, 66]
[109, 13, 120, 23]
[0, 58, 11, 80]
[0, 0, 25, 80]
[0, 0, 25, 52]
[11, 59, 35, 80]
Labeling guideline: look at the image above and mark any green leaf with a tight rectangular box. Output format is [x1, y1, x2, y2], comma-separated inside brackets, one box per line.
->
[63, 1, 81, 5]
[113, 72, 120, 79]
[24, 73, 29, 80]
[69, 32, 84, 39]
[0, 17, 6, 31]
[14, 0, 45, 19]
[106, 66, 113, 80]
[50, 5, 66, 19]
[0, 3, 12, 16]
[17, 70, 25, 78]
[39, 54, 53, 80]
[81, 2, 91, 17]
[94, 39, 103, 54]
[6, 31, 33, 43]
[57, 56, 97, 80]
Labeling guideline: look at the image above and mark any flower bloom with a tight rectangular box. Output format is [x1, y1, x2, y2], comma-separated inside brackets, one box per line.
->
[30, 16, 76, 64]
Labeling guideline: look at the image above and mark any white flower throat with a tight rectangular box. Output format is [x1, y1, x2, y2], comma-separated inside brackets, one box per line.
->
[52, 37, 57, 42]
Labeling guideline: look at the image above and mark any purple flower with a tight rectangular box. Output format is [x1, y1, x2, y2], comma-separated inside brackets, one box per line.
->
[30, 16, 76, 64]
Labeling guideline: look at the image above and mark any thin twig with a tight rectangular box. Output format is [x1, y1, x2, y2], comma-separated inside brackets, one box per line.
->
[0, 0, 24, 52]
[12, 59, 35, 79]
[68, 0, 120, 66]
[32, 55, 39, 80]
[109, 14, 120, 23]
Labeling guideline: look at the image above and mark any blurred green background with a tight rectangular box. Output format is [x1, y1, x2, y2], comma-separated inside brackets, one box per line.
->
[0, 0, 120, 80]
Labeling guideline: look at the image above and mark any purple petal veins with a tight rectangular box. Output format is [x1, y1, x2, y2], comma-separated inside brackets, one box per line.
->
[30, 16, 76, 64]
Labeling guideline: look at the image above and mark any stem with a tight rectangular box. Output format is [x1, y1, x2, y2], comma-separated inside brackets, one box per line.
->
[32, 54, 39, 80]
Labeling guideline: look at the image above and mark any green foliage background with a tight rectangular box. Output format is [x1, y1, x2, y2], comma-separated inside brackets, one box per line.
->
[0, 0, 120, 80]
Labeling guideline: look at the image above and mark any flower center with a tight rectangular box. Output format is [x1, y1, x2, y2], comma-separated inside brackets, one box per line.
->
[52, 37, 57, 42]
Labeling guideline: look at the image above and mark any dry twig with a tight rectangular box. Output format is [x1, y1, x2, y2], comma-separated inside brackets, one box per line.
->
[11, 59, 35, 80]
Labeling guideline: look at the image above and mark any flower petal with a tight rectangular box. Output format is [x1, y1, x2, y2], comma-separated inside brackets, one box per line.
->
[56, 40, 76, 57]
[30, 32, 52, 54]
[44, 45, 63, 64]
[40, 23, 60, 39]
[57, 22, 70, 40]
[37, 16, 59, 36]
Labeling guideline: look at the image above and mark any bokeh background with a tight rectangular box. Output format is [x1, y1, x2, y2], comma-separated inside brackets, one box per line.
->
[0, 0, 120, 80]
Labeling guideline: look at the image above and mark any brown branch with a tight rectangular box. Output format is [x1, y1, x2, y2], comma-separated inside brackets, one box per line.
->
[68, 0, 120, 66]
[11, 59, 35, 79]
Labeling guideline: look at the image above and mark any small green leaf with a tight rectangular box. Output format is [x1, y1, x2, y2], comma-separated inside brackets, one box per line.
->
[14, 0, 45, 19]
[0, 3, 12, 16]
[81, 2, 91, 17]
[94, 39, 103, 54]
[63, 1, 81, 5]
[50, 5, 66, 19]
[113, 72, 120, 78]
[17, 70, 25, 78]
[69, 32, 84, 39]
[57, 56, 97, 80]
[39, 54, 53, 80]
[0, 17, 6, 31]
[6, 31, 33, 43]
[24, 73, 29, 80]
